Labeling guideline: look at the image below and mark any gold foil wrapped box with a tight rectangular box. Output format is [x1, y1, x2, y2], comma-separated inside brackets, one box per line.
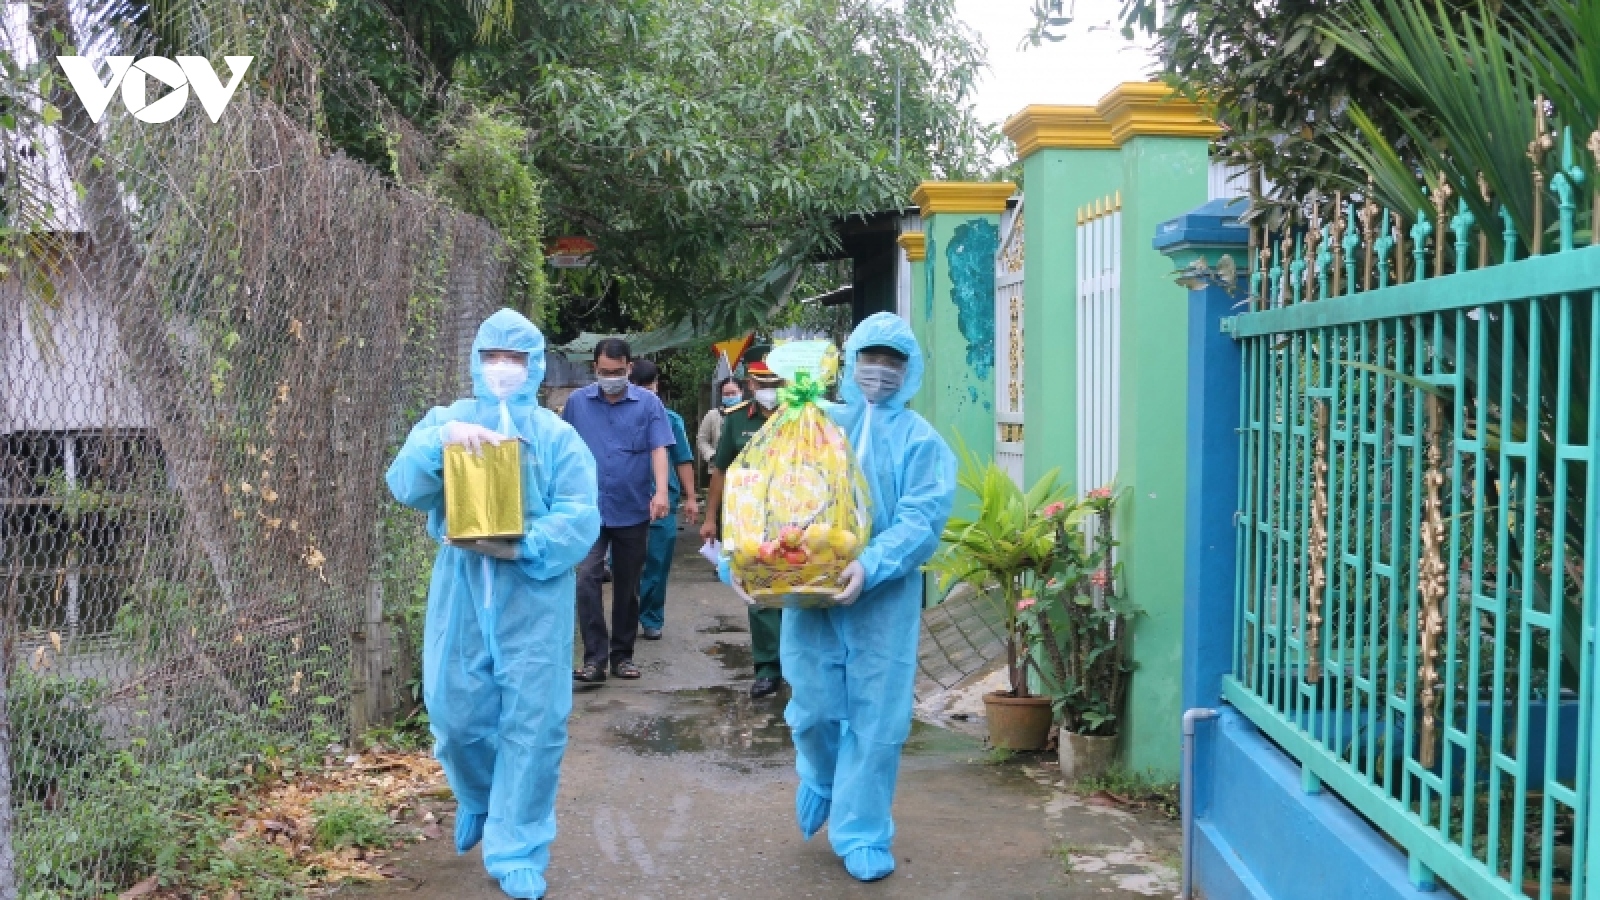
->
[444, 441, 526, 541]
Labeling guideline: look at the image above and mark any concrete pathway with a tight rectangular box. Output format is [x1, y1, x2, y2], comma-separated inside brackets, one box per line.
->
[341, 534, 1180, 900]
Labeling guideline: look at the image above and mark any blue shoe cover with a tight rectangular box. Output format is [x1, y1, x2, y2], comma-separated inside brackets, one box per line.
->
[844, 846, 895, 882]
[796, 784, 832, 840]
[498, 867, 547, 899]
[454, 811, 486, 853]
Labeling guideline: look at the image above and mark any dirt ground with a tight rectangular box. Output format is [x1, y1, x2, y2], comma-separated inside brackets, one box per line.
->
[339, 533, 1181, 900]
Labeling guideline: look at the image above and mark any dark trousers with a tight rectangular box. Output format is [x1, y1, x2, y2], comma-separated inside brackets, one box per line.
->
[577, 522, 650, 668]
[749, 605, 783, 680]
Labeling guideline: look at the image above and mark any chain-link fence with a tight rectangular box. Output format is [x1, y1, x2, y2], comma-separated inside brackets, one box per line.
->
[0, 3, 508, 895]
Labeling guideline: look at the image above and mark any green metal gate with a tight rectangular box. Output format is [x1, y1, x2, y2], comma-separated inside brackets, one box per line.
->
[1225, 145, 1598, 898]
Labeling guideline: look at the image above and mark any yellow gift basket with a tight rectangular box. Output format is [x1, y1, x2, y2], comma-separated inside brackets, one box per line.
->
[723, 369, 871, 608]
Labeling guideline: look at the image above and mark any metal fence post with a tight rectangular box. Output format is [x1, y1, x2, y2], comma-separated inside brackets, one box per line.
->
[0, 666, 15, 900]
[350, 624, 370, 743]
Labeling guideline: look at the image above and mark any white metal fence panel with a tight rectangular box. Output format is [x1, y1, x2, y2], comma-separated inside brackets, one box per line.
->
[1076, 193, 1121, 496]
[995, 199, 1025, 486]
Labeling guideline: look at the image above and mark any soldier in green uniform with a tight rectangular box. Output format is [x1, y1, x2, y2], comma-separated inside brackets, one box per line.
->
[700, 346, 786, 699]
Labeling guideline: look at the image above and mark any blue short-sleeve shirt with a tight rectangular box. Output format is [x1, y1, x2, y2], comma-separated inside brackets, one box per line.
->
[561, 383, 676, 527]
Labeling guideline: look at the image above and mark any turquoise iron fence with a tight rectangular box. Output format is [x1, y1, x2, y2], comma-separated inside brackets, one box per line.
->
[1225, 134, 1598, 899]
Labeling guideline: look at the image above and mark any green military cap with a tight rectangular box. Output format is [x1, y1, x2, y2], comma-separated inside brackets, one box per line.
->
[741, 343, 773, 365]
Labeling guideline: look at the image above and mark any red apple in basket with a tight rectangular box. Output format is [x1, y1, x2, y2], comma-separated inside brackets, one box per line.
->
[778, 525, 805, 550]
[783, 547, 809, 566]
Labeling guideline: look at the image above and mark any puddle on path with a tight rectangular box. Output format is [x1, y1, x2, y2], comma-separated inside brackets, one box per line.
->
[702, 641, 753, 672]
[697, 615, 749, 634]
[608, 686, 791, 772]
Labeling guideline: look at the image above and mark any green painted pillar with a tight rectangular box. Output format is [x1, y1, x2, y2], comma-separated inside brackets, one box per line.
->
[1002, 107, 1122, 492]
[1100, 83, 1219, 777]
[909, 181, 1016, 503]
[897, 230, 945, 608]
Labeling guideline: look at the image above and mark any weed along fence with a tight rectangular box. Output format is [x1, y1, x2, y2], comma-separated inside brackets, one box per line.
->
[1173, 144, 1599, 898]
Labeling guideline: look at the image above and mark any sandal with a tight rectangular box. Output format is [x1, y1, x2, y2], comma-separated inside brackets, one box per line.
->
[573, 664, 607, 684]
[611, 659, 641, 679]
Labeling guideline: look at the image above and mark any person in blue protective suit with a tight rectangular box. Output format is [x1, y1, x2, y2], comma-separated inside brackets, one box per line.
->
[385, 309, 601, 900]
[726, 312, 955, 883]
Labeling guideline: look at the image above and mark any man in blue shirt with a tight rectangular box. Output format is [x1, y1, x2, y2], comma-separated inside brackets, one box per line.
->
[562, 338, 677, 684]
[628, 359, 699, 640]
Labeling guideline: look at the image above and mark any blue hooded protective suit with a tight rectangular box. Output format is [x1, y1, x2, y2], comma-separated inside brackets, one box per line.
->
[782, 312, 956, 873]
[385, 310, 600, 895]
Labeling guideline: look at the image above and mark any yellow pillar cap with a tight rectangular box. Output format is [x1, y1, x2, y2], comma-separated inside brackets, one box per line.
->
[1002, 105, 1117, 158]
[897, 232, 927, 262]
[1095, 81, 1221, 144]
[911, 182, 1017, 216]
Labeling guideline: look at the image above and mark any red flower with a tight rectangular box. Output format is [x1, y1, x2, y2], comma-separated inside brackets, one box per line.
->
[1090, 569, 1111, 589]
[1041, 501, 1066, 518]
[1017, 596, 1037, 611]
[1088, 486, 1113, 500]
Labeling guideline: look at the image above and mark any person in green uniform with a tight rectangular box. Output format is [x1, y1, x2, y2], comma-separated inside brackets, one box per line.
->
[631, 359, 699, 640]
[700, 348, 786, 699]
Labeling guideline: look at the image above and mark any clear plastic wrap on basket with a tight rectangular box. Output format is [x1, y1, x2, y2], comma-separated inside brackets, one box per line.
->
[723, 370, 871, 608]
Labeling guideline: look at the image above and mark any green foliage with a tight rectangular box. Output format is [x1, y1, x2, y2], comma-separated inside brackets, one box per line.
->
[1108, 0, 1553, 214]
[13, 722, 318, 900]
[1069, 767, 1180, 820]
[926, 440, 1079, 697]
[10, 671, 106, 803]
[432, 110, 550, 322]
[310, 792, 394, 851]
[1020, 488, 1136, 737]
[321, 0, 997, 332]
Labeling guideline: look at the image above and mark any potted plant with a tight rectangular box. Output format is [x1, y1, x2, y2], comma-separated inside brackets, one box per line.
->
[927, 445, 1082, 750]
[1019, 486, 1136, 778]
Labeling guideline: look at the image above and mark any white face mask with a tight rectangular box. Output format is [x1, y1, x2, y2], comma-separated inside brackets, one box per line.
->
[482, 361, 529, 399]
[754, 388, 779, 409]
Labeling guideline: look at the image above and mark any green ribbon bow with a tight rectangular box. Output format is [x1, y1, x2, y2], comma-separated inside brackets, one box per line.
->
[773, 370, 824, 425]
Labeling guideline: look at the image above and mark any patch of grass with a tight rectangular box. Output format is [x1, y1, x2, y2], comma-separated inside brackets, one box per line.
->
[1070, 767, 1180, 819]
[1054, 842, 1085, 874]
[310, 792, 393, 851]
[197, 840, 306, 900]
[980, 746, 1017, 765]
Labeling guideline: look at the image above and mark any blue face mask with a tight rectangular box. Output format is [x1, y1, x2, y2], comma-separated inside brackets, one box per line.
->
[722, 395, 742, 408]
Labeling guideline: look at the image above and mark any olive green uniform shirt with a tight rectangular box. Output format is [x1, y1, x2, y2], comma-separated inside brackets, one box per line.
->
[711, 400, 773, 471]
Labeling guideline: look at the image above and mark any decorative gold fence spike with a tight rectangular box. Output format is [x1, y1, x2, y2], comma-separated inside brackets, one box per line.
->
[1258, 228, 1272, 310]
[1305, 400, 1330, 684]
[1392, 211, 1409, 285]
[1417, 394, 1449, 770]
[1432, 179, 1454, 278]
[1360, 188, 1379, 292]
[1478, 174, 1492, 267]
[1528, 95, 1555, 256]
[1305, 195, 1323, 301]
[1331, 192, 1346, 298]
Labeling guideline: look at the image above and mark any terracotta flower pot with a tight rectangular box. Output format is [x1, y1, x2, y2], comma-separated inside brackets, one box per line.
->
[983, 692, 1053, 750]
[1059, 730, 1118, 780]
